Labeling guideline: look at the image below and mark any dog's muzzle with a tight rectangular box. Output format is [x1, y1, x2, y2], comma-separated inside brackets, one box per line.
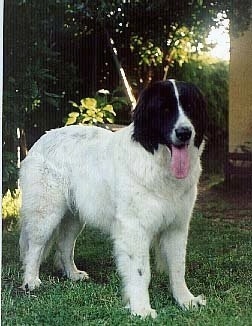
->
[175, 126, 192, 144]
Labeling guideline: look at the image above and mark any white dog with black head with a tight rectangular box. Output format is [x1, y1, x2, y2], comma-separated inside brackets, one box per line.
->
[19, 80, 208, 318]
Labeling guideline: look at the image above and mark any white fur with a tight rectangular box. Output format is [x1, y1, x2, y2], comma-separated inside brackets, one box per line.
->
[19, 123, 206, 318]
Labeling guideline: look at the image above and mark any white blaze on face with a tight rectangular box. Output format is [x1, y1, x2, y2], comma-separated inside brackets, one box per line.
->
[168, 80, 192, 179]
[169, 79, 192, 129]
[169, 79, 183, 115]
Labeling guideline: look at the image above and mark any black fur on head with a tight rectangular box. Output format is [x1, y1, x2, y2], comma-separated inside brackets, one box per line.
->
[176, 81, 208, 148]
[132, 80, 208, 154]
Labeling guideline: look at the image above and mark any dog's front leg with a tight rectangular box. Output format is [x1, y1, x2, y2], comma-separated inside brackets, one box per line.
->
[160, 225, 206, 309]
[113, 223, 157, 319]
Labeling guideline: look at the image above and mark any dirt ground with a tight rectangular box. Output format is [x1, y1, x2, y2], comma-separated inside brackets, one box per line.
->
[196, 175, 252, 228]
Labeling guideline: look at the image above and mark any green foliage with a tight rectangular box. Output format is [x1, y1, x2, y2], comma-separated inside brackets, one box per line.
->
[66, 97, 116, 126]
[65, 89, 129, 125]
[131, 24, 208, 73]
[3, 0, 251, 192]
[3, 0, 82, 192]
[2, 189, 21, 220]
[65, 0, 250, 85]
[4, 1, 250, 132]
[130, 36, 163, 67]
[65, 91, 128, 126]
[4, 0, 250, 132]
[4, 1, 65, 132]
[2, 152, 19, 195]
[167, 26, 205, 67]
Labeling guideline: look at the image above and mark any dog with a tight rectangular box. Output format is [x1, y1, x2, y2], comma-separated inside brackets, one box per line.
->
[19, 79, 208, 318]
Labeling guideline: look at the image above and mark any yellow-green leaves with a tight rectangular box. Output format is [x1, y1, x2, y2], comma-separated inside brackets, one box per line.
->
[103, 105, 116, 115]
[80, 98, 97, 110]
[130, 36, 163, 67]
[65, 96, 116, 126]
[65, 112, 80, 125]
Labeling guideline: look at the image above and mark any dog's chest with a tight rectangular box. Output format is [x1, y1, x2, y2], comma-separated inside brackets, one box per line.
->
[71, 171, 116, 231]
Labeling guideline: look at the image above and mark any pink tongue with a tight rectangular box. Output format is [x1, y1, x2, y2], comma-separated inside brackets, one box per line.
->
[171, 145, 190, 179]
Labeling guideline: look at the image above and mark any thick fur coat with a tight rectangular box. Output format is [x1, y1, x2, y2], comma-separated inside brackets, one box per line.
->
[19, 80, 208, 318]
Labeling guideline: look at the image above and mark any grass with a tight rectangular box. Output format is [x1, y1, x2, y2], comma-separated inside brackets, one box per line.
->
[2, 213, 252, 325]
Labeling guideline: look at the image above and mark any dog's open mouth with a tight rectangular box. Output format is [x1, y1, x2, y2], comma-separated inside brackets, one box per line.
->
[167, 144, 190, 179]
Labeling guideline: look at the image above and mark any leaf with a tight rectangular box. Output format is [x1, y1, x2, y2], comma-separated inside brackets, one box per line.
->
[65, 116, 77, 125]
[97, 111, 104, 118]
[96, 117, 104, 123]
[69, 100, 79, 108]
[44, 96, 59, 108]
[103, 105, 116, 116]
[82, 116, 93, 123]
[81, 98, 97, 109]
[44, 91, 63, 98]
[106, 117, 114, 123]
[110, 97, 129, 105]
[68, 112, 79, 118]
[86, 109, 97, 117]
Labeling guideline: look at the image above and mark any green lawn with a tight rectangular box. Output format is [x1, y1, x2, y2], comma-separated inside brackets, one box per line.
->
[2, 214, 252, 325]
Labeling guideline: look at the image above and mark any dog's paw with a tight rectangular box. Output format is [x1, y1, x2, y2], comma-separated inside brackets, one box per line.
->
[132, 307, 157, 319]
[126, 304, 157, 319]
[177, 294, 206, 310]
[21, 278, 42, 292]
[68, 270, 89, 281]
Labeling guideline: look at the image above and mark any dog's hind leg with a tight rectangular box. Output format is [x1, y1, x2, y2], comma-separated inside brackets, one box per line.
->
[54, 215, 89, 281]
[20, 212, 66, 291]
[20, 182, 67, 291]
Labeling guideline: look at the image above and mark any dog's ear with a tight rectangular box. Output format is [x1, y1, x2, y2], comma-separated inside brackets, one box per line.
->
[132, 83, 163, 154]
[132, 90, 158, 154]
[177, 82, 209, 148]
[132, 82, 177, 154]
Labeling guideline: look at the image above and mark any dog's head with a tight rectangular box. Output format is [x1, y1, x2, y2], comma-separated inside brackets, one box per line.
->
[132, 79, 208, 178]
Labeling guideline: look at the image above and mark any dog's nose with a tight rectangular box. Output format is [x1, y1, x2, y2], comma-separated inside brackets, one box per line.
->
[175, 126, 192, 142]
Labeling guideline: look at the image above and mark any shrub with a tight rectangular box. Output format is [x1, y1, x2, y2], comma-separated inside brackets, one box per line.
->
[2, 189, 21, 220]
[65, 90, 129, 126]
[2, 151, 19, 195]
